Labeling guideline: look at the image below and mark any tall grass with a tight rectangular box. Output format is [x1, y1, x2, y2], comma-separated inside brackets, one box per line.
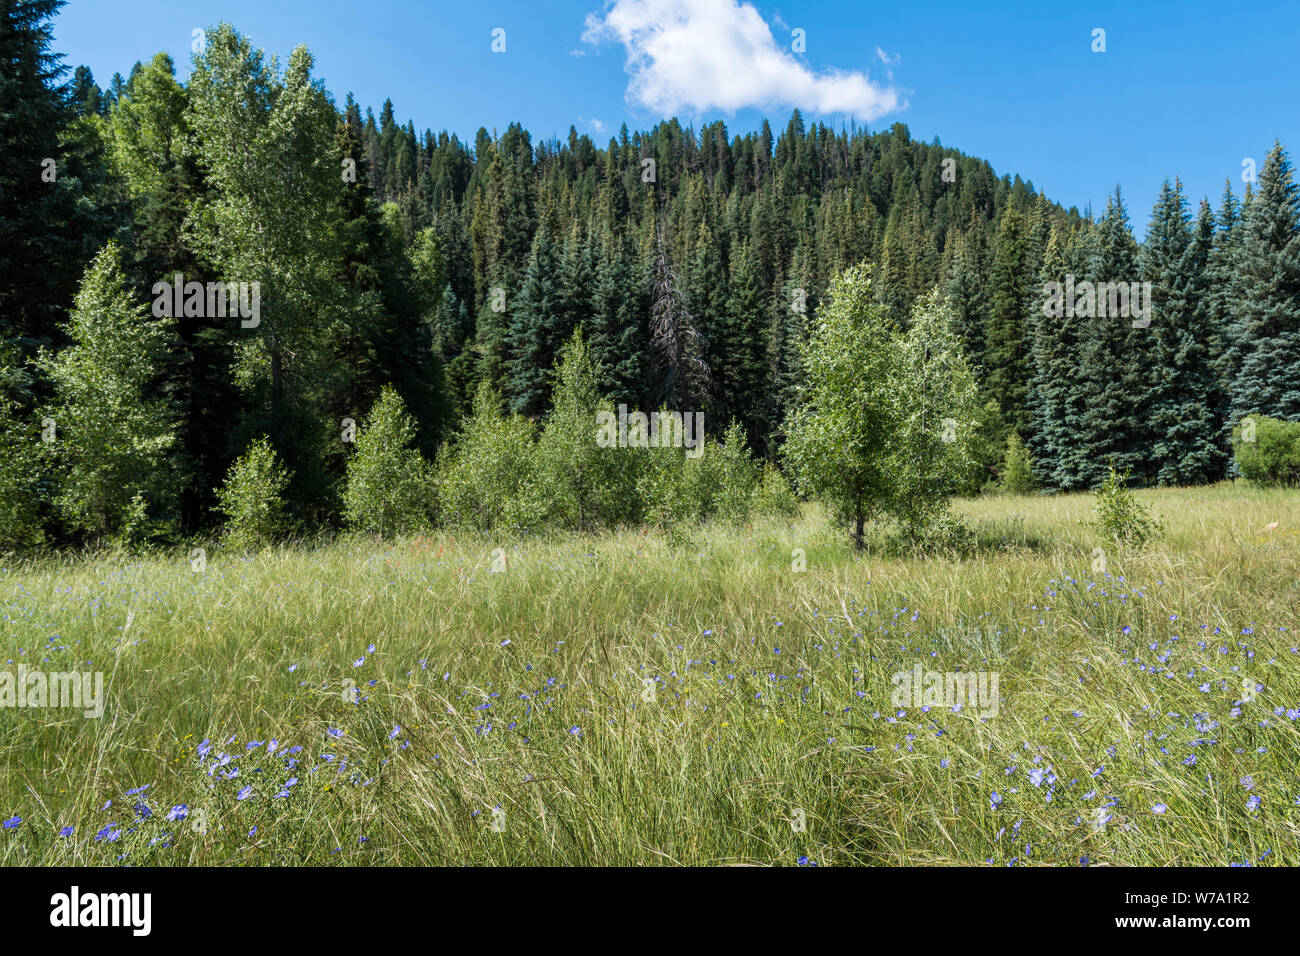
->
[1, 482, 1297, 865]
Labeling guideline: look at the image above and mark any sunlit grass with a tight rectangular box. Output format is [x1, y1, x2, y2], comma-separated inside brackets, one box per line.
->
[1, 481, 1298, 865]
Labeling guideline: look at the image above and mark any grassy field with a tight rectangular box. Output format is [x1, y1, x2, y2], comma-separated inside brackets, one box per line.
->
[1, 482, 1298, 866]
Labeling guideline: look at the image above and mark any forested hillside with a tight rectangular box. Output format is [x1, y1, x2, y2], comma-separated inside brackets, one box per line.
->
[3, 3, 1297, 546]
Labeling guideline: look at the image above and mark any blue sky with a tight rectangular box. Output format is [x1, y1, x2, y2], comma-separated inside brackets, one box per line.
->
[54, 0, 1299, 235]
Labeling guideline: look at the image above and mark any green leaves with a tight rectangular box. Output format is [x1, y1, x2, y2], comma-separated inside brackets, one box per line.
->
[215, 435, 292, 551]
[1089, 465, 1163, 548]
[37, 243, 179, 541]
[783, 269, 978, 548]
[342, 386, 436, 537]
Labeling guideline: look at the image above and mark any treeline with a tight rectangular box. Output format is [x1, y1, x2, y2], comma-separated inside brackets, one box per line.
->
[1, 4, 1297, 551]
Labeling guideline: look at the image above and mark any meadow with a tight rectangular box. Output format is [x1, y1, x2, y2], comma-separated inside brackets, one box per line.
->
[1, 482, 1297, 866]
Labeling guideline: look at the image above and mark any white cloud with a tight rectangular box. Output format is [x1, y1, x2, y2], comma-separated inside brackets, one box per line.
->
[582, 0, 903, 121]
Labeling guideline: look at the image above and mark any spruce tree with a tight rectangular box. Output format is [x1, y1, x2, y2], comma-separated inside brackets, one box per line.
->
[983, 204, 1035, 438]
[1229, 142, 1300, 423]
[589, 234, 647, 410]
[1143, 183, 1225, 484]
[1026, 226, 1072, 485]
[1075, 189, 1150, 485]
[0, 0, 118, 356]
[720, 239, 770, 445]
[506, 232, 565, 417]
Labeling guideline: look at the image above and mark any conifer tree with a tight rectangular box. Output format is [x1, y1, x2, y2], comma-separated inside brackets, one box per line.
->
[1027, 226, 1072, 484]
[1229, 142, 1300, 423]
[983, 204, 1035, 438]
[720, 239, 770, 445]
[0, 0, 119, 356]
[1075, 189, 1150, 486]
[1143, 184, 1225, 484]
[506, 232, 565, 417]
[589, 234, 647, 410]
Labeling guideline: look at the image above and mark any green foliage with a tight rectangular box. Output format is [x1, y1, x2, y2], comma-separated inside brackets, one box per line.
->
[888, 290, 981, 535]
[342, 386, 436, 536]
[4, 10, 1294, 550]
[961, 398, 1004, 496]
[1229, 143, 1300, 423]
[1089, 465, 1163, 547]
[982, 204, 1035, 436]
[0, 385, 43, 553]
[782, 266, 899, 548]
[507, 233, 566, 418]
[1074, 190, 1155, 487]
[711, 421, 761, 522]
[437, 382, 545, 534]
[535, 331, 635, 530]
[884, 509, 975, 556]
[215, 436, 293, 551]
[634, 440, 710, 528]
[784, 274, 978, 548]
[1233, 415, 1300, 486]
[1142, 182, 1226, 485]
[186, 26, 349, 517]
[0, 0, 121, 358]
[106, 52, 187, 200]
[750, 462, 799, 519]
[38, 243, 179, 541]
[998, 431, 1036, 495]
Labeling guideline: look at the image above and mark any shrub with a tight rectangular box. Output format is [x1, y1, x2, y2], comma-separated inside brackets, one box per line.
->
[1089, 465, 1163, 548]
[536, 332, 637, 530]
[885, 510, 975, 555]
[0, 392, 43, 553]
[1234, 415, 1300, 487]
[998, 431, 1036, 495]
[751, 463, 800, 519]
[343, 385, 436, 536]
[437, 382, 545, 534]
[216, 436, 293, 551]
[711, 421, 760, 521]
[634, 442, 696, 527]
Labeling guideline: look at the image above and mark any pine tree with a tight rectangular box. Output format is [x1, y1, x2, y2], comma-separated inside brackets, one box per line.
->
[1027, 226, 1071, 485]
[1229, 142, 1300, 423]
[983, 204, 1035, 438]
[589, 233, 647, 410]
[1053, 225, 1101, 489]
[1143, 184, 1225, 485]
[1207, 180, 1244, 401]
[687, 222, 729, 420]
[1075, 189, 1150, 486]
[0, 0, 119, 357]
[720, 239, 770, 444]
[506, 232, 565, 417]
[647, 198, 710, 411]
[944, 214, 987, 371]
